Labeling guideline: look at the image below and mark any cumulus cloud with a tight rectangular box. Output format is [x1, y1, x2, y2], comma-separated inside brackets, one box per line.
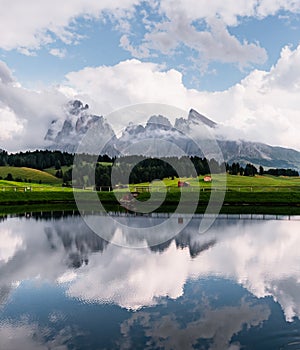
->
[0, 105, 24, 142]
[158, 0, 300, 27]
[0, 0, 299, 71]
[1, 41, 300, 151]
[124, 15, 267, 69]
[120, 0, 300, 69]
[0, 61, 68, 151]
[49, 48, 67, 58]
[0, 0, 140, 52]
[64, 45, 300, 150]
[0, 61, 15, 84]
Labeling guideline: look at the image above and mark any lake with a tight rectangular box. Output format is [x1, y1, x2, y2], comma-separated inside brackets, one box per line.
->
[0, 212, 300, 349]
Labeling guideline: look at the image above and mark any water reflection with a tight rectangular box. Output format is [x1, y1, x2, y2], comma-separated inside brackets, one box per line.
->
[0, 214, 300, 349]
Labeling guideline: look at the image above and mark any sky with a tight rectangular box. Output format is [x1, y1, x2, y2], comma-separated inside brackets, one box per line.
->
[0, 0, 300, 151]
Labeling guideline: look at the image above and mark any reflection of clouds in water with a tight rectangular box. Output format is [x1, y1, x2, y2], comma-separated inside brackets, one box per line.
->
[0, 285, 11, 307]
[0, 217, 300, 321]
[67, 241, 191, 309]
[0, 228, 23, 263]
[0, 321, 72, 350]
[66, 219, 300, 319]
[119, 297, 270, 350]
[0, 218, 71, 295]
[190, 220, 300, 321]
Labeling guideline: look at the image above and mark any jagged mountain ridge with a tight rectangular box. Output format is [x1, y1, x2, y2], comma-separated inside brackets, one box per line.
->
[44, 100, 300, 170]
[45, 100, 119, 155]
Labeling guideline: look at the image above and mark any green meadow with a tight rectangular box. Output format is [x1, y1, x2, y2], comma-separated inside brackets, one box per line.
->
[0, 166, 61, 185]
[131, 174, 300, 192]
[0, 170, 299, 215]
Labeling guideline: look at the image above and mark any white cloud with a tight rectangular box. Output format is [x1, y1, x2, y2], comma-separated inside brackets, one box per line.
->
[64, 59, 188, 119]
[124, 15, 267, 69]
[0, 105, 24, 141]
[49, 48, 66, 58]
[64, 45, 300, 150]
[158, 0, 300, 27]
[120, 0, 300, 69]
[0, 0, 140, 52]
[0, 61, 15, 84]
[0, 62, 68, 151]
[0, 0, 299, 71]
[0, 41, 300, 152]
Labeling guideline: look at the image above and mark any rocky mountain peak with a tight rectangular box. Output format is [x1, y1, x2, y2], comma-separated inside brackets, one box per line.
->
[188, 109, 217, 128]
[45, 100, 118, 155]
[147, 115, 172, 129]
[44, 103, 300, 169]
[67, 100, 89, 116]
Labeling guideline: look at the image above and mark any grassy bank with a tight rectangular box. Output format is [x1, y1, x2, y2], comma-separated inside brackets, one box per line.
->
[0, 188, 299, 215]
[0, 174, 299, 215]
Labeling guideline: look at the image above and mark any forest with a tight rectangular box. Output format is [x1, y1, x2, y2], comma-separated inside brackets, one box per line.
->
[0, 150, 298, 188]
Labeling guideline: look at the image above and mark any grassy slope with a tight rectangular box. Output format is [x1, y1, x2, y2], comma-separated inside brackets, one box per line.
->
[0, 166, 61, 185]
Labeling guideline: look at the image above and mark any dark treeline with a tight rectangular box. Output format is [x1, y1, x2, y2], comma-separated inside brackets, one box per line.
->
[0, 150, 298, 188]
[0, 150, 74, 169]
[264, 168, 299, 176]
[0, 150, 114, 170]
[226, 162, 299, 177]
[117, 156, 225, 184]
[70, 156, 225, 188]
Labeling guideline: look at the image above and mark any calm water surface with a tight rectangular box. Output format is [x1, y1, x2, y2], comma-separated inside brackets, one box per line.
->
[0, 213, 300, 349]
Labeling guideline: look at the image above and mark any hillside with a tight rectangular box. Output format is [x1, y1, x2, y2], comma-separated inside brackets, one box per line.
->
[0, 166, 62, 185]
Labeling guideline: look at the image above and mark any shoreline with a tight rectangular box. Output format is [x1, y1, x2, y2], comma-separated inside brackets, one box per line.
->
[0, 191, 299, 216]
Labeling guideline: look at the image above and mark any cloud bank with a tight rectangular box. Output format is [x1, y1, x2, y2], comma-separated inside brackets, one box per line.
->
[1, 41, 300, 151]
[65, 44, 300, 150]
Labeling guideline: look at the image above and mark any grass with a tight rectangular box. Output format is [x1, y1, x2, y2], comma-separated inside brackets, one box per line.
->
[130, 174, 300, 192]
[0, 172, 299, 215]
[44, 165, 71, 177]
[0, 166, 61, 185]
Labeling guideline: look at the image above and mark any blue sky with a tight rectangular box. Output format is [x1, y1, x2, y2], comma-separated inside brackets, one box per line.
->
[2, 6, 300, 91]
[0, 0, 300, 151]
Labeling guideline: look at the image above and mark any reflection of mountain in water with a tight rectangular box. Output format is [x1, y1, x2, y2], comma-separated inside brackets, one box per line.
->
[43, 214, 222, 262]
[42, 213, 218, 267]
[150, 232, 216, 258]
[45, 220, 109, 268]
[1, 212, 265, 264]
[1, 215, 300, 321]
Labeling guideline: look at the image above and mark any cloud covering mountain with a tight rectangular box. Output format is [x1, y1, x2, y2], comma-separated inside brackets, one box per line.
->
[44, 99, 300, 169]
[1, 44, 300, 153]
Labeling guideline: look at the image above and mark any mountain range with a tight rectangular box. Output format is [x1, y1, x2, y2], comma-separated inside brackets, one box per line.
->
[45, 100, 300, 170]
